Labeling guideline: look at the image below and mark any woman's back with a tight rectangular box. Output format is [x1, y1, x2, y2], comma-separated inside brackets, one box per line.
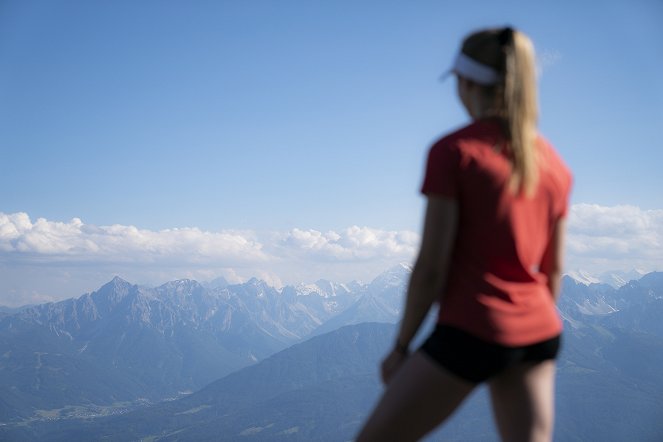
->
[422, 118, 572, 345]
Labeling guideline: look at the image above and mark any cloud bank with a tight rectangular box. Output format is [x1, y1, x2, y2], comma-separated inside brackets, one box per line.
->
[1, 204, 662, 306]
[0, 213, 417, 267]
[0, 212, 419, 306]
[0, 212, 268, 265]
[565, 203, 663, 273]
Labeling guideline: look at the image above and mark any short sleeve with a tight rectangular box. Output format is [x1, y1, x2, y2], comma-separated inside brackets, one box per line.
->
[420, 141, 461, 198]
[557, 169, 573, 218]
[543, 139, 573, 220]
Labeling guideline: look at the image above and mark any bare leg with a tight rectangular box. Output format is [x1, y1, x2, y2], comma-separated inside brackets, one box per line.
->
[488, 359, 556, 442]
[356, 351, 476, 442]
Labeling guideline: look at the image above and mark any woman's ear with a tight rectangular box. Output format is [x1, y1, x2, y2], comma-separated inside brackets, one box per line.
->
[457, 76, 476, 117]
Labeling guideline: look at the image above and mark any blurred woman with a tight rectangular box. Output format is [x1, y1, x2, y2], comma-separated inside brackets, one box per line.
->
[357, 27, 572, 442]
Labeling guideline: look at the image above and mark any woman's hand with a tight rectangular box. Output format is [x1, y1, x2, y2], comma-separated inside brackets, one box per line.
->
[380, 349, 409, 385]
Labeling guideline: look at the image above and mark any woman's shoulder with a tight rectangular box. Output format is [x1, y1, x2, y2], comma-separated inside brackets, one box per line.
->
[430, 119, 500, 152]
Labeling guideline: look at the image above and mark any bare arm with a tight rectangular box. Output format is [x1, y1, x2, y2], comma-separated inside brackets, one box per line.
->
[381, 196, 458, 384]
[397, 197, 459, 349]
[539, 218, 567, 301]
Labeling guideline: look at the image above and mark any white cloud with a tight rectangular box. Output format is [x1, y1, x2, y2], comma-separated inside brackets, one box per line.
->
[566, 204, 663, 273]
[2, 204, 661, 307]
[0, 214, 418, 268]
[274, 226, 418, 261]
[0, 213, 268, 265]
[0, 213, 419, 305]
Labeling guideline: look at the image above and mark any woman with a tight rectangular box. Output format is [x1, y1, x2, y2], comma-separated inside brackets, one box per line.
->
[357, 27, 572, 442]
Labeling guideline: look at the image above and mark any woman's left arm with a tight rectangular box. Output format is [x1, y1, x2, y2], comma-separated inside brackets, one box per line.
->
[381, 196, 458, 384]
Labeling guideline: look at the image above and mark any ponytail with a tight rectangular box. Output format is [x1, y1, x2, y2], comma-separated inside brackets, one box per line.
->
[460, 27, 540, 196]
[503, 29, 539, 196]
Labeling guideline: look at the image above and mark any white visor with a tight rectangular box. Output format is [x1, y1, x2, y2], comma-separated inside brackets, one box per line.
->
[450, 52, 501, 85]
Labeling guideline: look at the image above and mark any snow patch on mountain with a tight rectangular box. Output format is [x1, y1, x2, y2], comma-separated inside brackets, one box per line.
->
[598, 269, 647, 288]
[369, 262, 412, 291]
[291, 280, 352, 298]
[565, 270, 601, 286]
[565, 268, 647, 288]
[575, 298, 619, 315]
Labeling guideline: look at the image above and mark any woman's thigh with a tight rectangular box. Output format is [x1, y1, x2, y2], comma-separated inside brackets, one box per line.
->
[488, 359, 557, 442]
[356, 351, 475, 442]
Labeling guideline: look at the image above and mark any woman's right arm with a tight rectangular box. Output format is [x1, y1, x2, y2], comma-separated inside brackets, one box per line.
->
[381, 196, 458, 384]
[540, 217, 567, 301]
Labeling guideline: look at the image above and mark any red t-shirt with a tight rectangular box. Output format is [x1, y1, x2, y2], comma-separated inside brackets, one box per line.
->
[421, 118, 573, 346]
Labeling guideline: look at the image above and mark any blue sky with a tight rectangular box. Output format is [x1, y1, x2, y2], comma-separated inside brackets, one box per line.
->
[1, 0, 662, 305]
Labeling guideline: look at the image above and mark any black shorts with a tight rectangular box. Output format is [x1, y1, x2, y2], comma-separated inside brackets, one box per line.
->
[420, 325, 561, 383]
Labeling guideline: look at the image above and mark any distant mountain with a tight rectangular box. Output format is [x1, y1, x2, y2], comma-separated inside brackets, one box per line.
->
[311, 263, 409, 336]
[595, 272, 663, 339]
[553, 324, 663, 441]
[11, 316, 663, 442]
[0, 267, 402, 424]
[598, 269, 648, 288]
[558, 276, 620, 320]
[0, 276, 293, 421]
[559, 272, 663, 338]
[2, 267, 663, 441]
[0, 305, 34, 314]
[4, 322, 395, 441]
[201, 276, 229, 289]
[565, 268, 648, 288]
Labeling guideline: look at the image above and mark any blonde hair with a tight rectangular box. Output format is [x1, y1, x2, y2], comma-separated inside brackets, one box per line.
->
[461, 28, 539, 196]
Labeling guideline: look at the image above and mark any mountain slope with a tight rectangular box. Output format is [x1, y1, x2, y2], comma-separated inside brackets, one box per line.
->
[311, 263, 409, 336]
[0, 269, 393, 423]
[17, 322, 395, 441]
[2, 269, 663, 441]
[10, 312, 663, 442]
[0, 277, 328, 421]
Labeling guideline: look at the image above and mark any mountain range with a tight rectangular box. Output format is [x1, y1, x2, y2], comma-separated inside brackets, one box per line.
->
[1, 265, 662, 441]
[564, 268, 648, 288]
[0, 264, 409, 424]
